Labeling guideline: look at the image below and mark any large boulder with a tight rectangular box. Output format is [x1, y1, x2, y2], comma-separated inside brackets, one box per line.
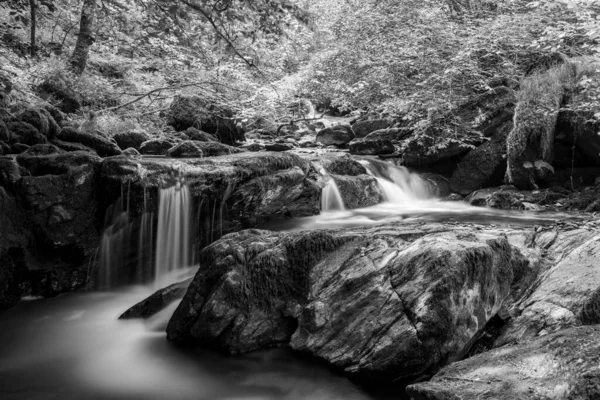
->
[349, 138, 395, 155]
[166, 141, 244, 158]
[139, 139, 174, 155]
[57, 127, 121, 157]
[316, 125, 355, 146]
[331, 174, 382, 208]
[113, 130, 150, 151]
[7, 121, 48, 145]
[407, 325, 600, 400]
[351, 119, 392, 138]
[497, 231, 600, 346]
[185, 127, 218, 142]
[18, 109, 50, 138]
[166, 223, 533, 383]
[166, 95, 244, 145]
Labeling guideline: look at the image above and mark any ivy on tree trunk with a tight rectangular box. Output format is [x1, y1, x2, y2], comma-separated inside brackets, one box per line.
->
[70, 0, 97, 75]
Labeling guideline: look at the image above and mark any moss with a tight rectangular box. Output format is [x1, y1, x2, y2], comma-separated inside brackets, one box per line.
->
[506, 62, 577, 189]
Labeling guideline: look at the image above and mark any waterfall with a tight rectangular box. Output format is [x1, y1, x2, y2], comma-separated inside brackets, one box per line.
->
[359, 158, 431, 204]
[321, 177, 346, 212]
[154, 181, 192, 288]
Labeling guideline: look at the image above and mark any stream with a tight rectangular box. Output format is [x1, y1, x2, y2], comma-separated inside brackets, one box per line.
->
[0, 156, 576, 400]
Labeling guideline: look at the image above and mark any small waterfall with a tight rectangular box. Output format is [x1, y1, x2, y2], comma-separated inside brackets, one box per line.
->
[359, 159, 431, 204]
[154, 179, 192, 288]
[321, 177, 346, 212]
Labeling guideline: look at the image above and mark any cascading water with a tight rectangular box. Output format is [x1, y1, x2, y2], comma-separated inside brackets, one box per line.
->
[359, 158, 431, 204]
[321, 177, 346, 212]
[154, 174, 192, 288]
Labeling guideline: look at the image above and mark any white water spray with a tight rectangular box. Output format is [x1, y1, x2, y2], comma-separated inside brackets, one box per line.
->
[321, 178, 346, 212]
[359, 159, 431, 204]
[154, 181, 192, 288]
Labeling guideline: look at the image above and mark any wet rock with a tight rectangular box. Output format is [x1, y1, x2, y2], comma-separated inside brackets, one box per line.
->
[18, 109, 50, 138]
[364, 127, 412, 142]
[466, 186, 525, 210]
[332, 174, 382, 208]
[51, 138, 97, 154]
[351, 119, 392, 138]
[7, 121, 48, 145]
[10, 143, 29, 154]
[407, 325, 600, 400]
[120, 278, 193, 319]
[166, 141, 244, 158]
[185, 127, 218, 142]
[167, 223, 532, 383]
[139, 139, 174, 155]
[122, 147, 140, 157]
[316, 125, 355, 146]
[265, 142, 294, 152]
[497, 232, 600, 346]
[113, 130, 150, 151]
[349, 138, 395, 155]
[310, 153, 367, 176]
[57, 127, 121, 157]
[167, 95, 244, 145]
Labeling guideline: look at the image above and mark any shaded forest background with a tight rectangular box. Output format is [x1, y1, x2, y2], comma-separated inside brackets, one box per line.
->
[1, 0, 600, 137]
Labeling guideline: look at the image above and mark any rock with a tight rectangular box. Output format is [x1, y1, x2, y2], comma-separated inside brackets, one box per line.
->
[349, 138, 395, 155]
[555, 109, 600, 167]
[166, 95, 244, 145]
[402, 135, 486, 169]
[113, 130, 150, 151]
[316, 125, 355, 146]
[120, 278, 193, 319]
[240, 143, 264, 152]
[364, 127, 412, 141]
[139, 139, 174, 155]
[0, 156, 21, 188]
[444, 193, 464, 201]
[265, 142, 294, 152]
[407, 326, 600, 400]
[310, 153, 367, 176]
[466, 186, 524, 210]
[37, 76, 83, 113]
[167, 223, 532, 383]
[21, 143, 63, 156]
[331, 174, 382, 208]
[166, 141, 244, 158]
[420, 173, 451, 197]
[51, 138, 97, 154]
[43, 105, 65, 127]
[351, 119, 392, 138]
[10, 143, 29, 153]
[450, 118, 512, 195]
[18, 109, 50, 138]
[497, 232, 600, 345]
[0, 120, 9, 142]
[122, 147, 140, 157]
[38, 108, 60, 138]
[7, 121, 48, 145]
[185, 127, 218, 142]
[17, 150, 102, 177]
[57, 127, 121, 157]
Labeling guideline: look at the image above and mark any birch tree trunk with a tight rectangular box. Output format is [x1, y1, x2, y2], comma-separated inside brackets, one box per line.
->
[70, 0, 97, 75]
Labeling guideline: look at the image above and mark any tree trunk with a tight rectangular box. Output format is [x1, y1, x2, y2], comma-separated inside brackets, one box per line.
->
[29, 0, 36, 56]
[70, 0, 97, 75]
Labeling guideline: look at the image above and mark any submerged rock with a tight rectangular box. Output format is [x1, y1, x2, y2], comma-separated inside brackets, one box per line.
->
[120, 278, 193, 319]
[167, 223, 533, 383]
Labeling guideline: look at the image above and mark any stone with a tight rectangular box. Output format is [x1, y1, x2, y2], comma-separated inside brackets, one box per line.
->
[351, 119, 392, 138]
[166, 95, 244, 145]
[113, 130, 150, 151]
[17, 150, 102, 177]
[312, 154, 367, 176]
[555, 109, 600, 167]
[0, 120, 9, 142]
[166, 141, 244, 158]
[185, 127, 218, 142]
[349, 138, 395, 155]
[7, 121, 48, 146]
[167, 223, 532, 383]
[407, 326, 600, 400]
[316, 125, 355, 146]
[0, 156, 21, 188]
[497, 232, 600, 346]
[38, 108, 60, 138]
[364, 127, 412, 141]
[139, 139, 174, 155]
[331, 174, 382, 208]
[57, 127, 121, 157]
[19, 109, 50, 138]
[10, 143, 29, 153]
[240, 143, 264, 152]
[21, 143, 63, 156]
[120, 278, 193, 319]
[265, 142, 294, 152]
[51, 138, 97, 154]
[122, 147, 140, 157]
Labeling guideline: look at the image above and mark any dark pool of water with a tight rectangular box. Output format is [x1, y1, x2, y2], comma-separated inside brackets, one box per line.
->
[0, 288, 401, 400]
